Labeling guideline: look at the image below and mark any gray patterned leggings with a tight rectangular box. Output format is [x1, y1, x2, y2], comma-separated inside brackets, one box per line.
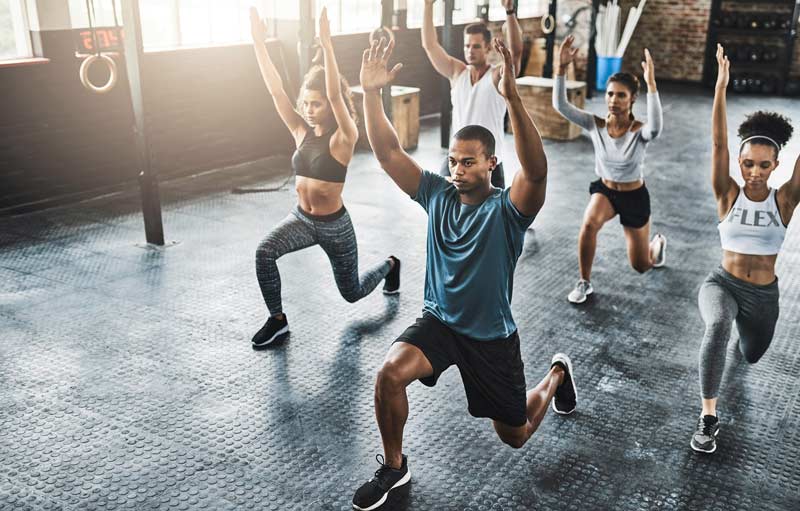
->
[698, 266, 780, 399]
[255, 205, 391, 316]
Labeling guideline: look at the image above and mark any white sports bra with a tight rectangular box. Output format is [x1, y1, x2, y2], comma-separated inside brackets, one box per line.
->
[718, 188, 786, 256]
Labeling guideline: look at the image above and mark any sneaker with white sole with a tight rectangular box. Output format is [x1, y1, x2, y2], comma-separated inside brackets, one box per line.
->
[251, 315, 289, 347]
[652, 233, 667, 268]
[352, 454, 410, 510]
[568, 279, 593, 304]
[551, 353, 577, 415]
[690, 414, 720, 453]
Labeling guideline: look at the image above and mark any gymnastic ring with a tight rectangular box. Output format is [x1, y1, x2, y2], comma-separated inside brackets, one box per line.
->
[79, 54, 118, 94]
[369, 25, 395, 46]
[541, 14, 555, 35]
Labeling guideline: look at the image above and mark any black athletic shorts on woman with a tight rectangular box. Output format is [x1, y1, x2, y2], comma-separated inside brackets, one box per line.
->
[394, 312, 527, 427]
[589, 179, 651, 228]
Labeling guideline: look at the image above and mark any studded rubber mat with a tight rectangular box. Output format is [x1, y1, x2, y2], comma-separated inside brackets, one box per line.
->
[2, 85, 799, 510]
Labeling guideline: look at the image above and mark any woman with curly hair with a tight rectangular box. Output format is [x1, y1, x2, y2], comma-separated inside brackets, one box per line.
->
[249, 7, 400, 347]
[691, 44, 799, 453]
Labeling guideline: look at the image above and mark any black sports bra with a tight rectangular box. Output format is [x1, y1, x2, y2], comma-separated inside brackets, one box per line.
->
[291, 130, 348, 183]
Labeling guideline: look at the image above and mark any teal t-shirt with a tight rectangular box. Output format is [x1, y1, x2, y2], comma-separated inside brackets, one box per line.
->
[413, 171, 535, 340]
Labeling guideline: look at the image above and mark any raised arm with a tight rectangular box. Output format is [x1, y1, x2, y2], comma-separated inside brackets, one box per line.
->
[711, 44, 737, 212]
[421, 0, 465, 81]
[639, 48, 663, 141]
[318, 8, 358, 146]
[777, 154, 800, 220]
[551, 36, 595, 130]
[495, 39, 547, 218]
[501, 0, 523, 75]
[249, 7, 307, 143]
[361, 39, 422, 196]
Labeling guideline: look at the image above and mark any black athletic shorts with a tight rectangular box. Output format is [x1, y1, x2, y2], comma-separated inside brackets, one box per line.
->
[394, 312, 527, 427]
[589, 179, 651, 228]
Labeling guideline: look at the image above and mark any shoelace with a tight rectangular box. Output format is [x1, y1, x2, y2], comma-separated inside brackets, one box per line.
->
[577, 281, 589, 293]
[697, 416, 716, 437]
[371, 454, 397, 489]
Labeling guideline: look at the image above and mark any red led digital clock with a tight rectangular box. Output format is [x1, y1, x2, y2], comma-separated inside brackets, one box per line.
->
[75, 27, 124, 53]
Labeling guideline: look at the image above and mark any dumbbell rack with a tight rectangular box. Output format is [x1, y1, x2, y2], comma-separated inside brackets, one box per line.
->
[702, 0, 800, 95]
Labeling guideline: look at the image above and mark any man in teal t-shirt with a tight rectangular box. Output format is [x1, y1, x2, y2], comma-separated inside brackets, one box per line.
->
[352, 37, 579, 510]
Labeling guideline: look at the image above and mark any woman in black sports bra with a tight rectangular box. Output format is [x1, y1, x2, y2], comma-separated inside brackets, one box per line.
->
[249, 7, 400, 347]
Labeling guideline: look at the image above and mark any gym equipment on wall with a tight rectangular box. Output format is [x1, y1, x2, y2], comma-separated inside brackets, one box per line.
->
[78, 0, 120, 94]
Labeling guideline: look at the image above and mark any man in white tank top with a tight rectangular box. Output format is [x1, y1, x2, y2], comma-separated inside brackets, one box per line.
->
[422, 0, 523, 189]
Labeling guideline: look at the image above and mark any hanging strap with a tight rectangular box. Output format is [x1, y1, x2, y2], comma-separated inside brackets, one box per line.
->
[85, 0, 100, 56]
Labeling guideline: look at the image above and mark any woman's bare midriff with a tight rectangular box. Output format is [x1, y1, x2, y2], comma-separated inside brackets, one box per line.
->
[296, 176, 345, 216]
[601, 178, 644, 192]
[721, 250, 778, 286]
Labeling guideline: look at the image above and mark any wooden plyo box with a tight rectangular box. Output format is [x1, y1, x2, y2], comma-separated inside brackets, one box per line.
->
[515, 76, 587, 141]
[351, 85, 420, 150]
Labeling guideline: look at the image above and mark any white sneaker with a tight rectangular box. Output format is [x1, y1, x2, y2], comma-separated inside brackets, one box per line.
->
[652, 233, 667, 268]
[567, 279, 593, 304]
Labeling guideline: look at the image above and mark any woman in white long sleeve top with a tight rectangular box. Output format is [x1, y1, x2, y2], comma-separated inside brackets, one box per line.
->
[553, 36, 665, 304]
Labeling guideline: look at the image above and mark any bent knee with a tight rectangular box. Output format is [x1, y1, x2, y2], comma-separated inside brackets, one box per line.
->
[581, 220, 603, 234]
[340, 289, 362, 304]
[631, 261, 650, 274]
[256, 240, 279, 261]
[376, 361, 409, 393]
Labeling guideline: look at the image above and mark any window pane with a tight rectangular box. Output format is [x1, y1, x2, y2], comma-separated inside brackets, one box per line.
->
[406, 0, 444, 28]
[317, 1, 382, 35]
[140, 0, 180, 49]
[68, 0, 121, 28]
[0, 0, 30, 59]
[0, 0, 16, 59]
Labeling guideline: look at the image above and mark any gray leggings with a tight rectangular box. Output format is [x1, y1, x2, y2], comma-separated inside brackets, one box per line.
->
[255, 205, 391, 316]
[698, 266, 780, 399]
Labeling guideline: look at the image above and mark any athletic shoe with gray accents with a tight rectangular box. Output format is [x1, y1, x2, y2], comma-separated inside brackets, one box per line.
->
[352, 454, 410, 510]
[568, 279, 593, 304]
[653, 233, 667, 268]
[690, 414, 720, 453]
[551, 353, 577, 415]
[251, 315, 288, 347]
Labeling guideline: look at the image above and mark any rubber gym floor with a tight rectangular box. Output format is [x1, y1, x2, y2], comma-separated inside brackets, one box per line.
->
[2, 84, 799, 510]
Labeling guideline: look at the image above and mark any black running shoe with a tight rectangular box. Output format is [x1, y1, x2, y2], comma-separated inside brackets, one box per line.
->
[690, 414, 720, 453]
[383, 256, 401, 295]
[251, 315, 289, 347]
[352, 454, 410, 510]
[550, 353, 577, 415]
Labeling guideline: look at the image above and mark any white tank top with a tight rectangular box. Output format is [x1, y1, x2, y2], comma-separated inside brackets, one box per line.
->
[451, 66, 507, 163]
[718, 188, 786, 256]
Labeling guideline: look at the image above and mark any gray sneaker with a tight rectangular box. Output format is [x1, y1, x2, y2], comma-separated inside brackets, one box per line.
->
[690, 414, 720, 453]
[652, 233, 667, 268]
[568, 279, 593, 304]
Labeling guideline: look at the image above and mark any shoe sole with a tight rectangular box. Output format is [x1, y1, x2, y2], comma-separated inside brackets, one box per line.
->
[690, 427, 719, 454]
[251, 325, 289, 347]
[383, 287, 400, 295]
[551, 354, 577, 415]
[567, 287, 593, 304]
[352, 470, 411, 511]
[653, 235, 667, 268]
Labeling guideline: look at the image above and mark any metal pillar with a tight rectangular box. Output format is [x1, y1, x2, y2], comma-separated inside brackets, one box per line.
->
[121, 0, 164, 245]
[440, 0, 454, 148]
[586, 0, 600, 98]
[543, 0, 557, 78]
[298, 0, 315, 78]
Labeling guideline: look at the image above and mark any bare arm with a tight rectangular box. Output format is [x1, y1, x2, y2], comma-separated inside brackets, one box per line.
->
[250, 7, 306, 143]
[777, 154, 800, 219]
[361, 39, 422, 196]
[494, 39, 547, 217]
[421, 0, 465, 81]
[711, 44, 737, 211]
[318, 8, 358, 145]
[501, 0, 523, 75]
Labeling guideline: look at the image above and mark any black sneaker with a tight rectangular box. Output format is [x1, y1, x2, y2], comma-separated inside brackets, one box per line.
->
[352, 454, 410, 510]
[251, 315, 289, 347]
[550, 353, 577, 415]
[382, 256, 401, 295]
[690, 414, 720, 453]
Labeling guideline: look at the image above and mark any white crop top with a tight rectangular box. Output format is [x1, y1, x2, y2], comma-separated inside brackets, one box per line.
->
[552, 74, 663, 183]
[718, 188, 787, 256]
